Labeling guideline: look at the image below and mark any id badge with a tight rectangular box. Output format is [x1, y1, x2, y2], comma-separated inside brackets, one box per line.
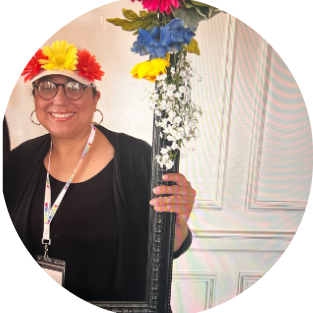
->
[36, 255, 66, 286]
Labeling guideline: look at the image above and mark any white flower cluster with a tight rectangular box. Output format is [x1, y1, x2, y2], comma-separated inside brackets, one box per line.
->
[148, 56, 202, 170]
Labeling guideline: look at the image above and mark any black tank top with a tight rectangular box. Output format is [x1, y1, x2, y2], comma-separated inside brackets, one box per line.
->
[27, 159, 118, 301]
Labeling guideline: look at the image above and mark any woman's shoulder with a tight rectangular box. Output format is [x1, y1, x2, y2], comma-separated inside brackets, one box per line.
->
[96, 125, 152, 176]
[119, 133, 151, 153]
[11, 134, 50, 163]
[4, 134, 51, 204]
[96, 125, 151, 156]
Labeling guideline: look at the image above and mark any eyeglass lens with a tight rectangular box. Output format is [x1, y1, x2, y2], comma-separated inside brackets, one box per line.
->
[38, 81, 84, 100]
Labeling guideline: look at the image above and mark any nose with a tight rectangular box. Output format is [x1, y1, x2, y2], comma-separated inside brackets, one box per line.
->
[53, 85, 68, 103]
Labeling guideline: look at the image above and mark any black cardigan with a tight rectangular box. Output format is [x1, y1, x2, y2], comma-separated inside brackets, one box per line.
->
[4, 125, 191, 300]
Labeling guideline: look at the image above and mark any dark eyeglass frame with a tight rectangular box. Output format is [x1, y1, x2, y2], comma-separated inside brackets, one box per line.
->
[33, 81, 96, 101]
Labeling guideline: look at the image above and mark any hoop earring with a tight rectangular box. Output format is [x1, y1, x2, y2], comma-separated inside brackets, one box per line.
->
[92, 109, 103, 125]
[30, 110, 41, 125]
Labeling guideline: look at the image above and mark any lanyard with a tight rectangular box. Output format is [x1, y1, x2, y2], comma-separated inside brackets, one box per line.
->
[42, 124, 96, 256]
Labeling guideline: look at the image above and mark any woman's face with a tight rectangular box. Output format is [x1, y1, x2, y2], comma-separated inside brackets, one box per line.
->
[34, 74, 100, 139]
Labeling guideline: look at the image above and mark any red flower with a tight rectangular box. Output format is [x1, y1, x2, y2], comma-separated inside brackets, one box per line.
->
[76, 49, 104, 82]
[132, 0, 182, 14]
[21, 49, 48, 82]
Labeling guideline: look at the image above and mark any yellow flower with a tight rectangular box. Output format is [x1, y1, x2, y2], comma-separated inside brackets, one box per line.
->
[130, 54, 170, 82]
[39, 40, 78, 71]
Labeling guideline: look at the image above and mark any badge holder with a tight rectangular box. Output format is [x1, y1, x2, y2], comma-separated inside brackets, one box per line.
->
[36, 239, 66, 286]
[36, 125, 96, 287]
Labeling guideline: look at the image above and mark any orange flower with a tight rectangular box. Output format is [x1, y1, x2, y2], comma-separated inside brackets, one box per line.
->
[21, 49, 48, 82]
[76, 49, 104, 82]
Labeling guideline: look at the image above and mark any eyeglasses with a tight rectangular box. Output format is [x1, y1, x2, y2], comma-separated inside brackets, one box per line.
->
[33, 81, 95, 100]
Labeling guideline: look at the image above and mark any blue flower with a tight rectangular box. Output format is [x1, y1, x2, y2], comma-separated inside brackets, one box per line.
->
[160, 19, 196, 52]
[131, 29, 152, 56]
[131, 19, 196, 59]
[131, 27, 167, 59]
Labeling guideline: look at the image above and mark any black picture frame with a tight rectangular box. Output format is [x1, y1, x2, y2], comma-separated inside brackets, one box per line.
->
[90, 111, 179, 313]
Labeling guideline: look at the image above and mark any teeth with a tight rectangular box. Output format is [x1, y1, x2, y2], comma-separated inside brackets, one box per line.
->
[51, 113, 74, 118]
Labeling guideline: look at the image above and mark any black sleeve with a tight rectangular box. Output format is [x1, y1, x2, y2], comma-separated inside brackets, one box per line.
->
[173, 227, 192, 259]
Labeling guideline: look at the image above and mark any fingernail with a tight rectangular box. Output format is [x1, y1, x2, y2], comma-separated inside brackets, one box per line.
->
[150, 199, 156, 205]
[162, 174, 168, 179]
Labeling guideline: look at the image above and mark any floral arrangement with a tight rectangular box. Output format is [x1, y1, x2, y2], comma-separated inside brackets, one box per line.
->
[107, 0, 220, 169]
[21, 40, 104, 82]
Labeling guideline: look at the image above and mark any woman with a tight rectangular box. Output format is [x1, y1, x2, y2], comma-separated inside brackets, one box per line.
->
[4, 40, 195, 301]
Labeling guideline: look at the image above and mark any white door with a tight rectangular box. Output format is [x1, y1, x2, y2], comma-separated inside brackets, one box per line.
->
[171, 13, 312, 312]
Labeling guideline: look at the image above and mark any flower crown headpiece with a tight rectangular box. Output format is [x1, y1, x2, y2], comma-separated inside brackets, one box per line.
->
[21, 40, 104, 84]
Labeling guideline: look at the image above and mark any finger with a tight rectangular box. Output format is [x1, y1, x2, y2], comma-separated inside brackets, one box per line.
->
[176, 214, 189, 225]
[153, 204, 192, 215]
[150, 195, 192, 207]
[162, 173, 191, 186]
[153, 185, 196, 197]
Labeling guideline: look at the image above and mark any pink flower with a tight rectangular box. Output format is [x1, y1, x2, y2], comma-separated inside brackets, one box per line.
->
[132, 0, 182, 14]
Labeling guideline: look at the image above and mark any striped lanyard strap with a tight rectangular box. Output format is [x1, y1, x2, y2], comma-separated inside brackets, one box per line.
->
[42, 124, 96, 250]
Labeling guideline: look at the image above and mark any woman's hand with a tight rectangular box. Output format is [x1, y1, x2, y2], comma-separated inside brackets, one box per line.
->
[149, 173, 196, 252]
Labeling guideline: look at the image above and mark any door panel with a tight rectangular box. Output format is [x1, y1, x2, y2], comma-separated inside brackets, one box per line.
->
[172, 13, 311, 312]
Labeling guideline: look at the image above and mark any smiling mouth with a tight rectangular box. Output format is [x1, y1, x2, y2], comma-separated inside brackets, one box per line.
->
[51, 113, 75, 118]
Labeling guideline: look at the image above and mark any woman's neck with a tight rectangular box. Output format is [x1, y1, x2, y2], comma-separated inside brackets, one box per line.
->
[50, 125, 93, 161]
[44, 126, 114, 183]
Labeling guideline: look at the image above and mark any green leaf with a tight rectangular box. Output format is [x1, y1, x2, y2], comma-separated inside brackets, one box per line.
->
[172, 7, 205, 28]
[106, 18, 134, 31]
[139, 10, 157, 18]
[122, 9, 140, 20]
[181, 0, 221, 19]
[189, 0, 211, 7]
[106, 8, 158, 33]
[185, 38, 200, 55]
